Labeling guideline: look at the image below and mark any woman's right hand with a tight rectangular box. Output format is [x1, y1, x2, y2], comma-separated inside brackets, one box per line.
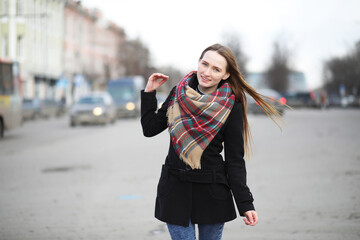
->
[145, 73, 169, 92]
[243, 210, 258, 226]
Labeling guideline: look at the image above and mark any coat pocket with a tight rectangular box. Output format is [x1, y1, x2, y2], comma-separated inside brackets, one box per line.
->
[208, 183, 232, 201]
[157, 168, 175, 198]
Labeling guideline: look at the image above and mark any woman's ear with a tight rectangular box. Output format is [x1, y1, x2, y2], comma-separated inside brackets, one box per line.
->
[223, 72, 230, 80]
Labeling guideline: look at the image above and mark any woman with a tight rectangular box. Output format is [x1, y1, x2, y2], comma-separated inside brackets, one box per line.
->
[141, 43, 282, 240]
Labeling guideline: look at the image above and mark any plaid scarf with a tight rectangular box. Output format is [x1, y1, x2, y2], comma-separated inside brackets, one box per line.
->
[167, 71, 235, 169]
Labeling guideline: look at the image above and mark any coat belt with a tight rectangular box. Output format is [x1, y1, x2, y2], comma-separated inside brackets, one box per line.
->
[162, 164, 229, 186]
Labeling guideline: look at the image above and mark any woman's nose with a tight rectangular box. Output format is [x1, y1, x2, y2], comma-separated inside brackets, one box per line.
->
[204, 67, 211, 76]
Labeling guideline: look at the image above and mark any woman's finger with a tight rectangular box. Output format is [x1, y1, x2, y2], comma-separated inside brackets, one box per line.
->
[158, 77, 168, 85]
[243, 218, 250, 225]
[243, 211, 258, 226]
[151, 73, 169, 81]
[252, 212, 258, 225]
[145, 73, 169, 92]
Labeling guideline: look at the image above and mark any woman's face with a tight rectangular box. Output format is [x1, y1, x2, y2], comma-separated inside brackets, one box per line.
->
[197, 50, 230, 94]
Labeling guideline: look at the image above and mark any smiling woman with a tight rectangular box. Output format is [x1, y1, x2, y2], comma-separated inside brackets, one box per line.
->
[140, 43, 285, 240]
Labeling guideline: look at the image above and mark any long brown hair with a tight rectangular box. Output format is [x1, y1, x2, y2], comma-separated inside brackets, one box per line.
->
[199, 43, 284, 158]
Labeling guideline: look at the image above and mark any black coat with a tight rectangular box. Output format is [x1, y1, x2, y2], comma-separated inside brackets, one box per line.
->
[141, 77, 255, 227]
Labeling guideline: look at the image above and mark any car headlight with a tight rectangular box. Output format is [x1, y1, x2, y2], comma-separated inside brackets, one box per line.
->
[126, 102, 135, 111]
[93, 107, 103, 116]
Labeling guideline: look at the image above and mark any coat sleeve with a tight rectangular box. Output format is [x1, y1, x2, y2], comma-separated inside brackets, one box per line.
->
[223, 102, 255, 216]
[140, 87, 175, 137]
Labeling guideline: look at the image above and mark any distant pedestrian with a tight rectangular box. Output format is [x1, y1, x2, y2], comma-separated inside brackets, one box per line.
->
[141, 43, 283, 240]
[320, 89, 328, 109]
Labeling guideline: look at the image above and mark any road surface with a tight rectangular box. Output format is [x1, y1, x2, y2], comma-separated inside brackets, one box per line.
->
[0, 108, 359, 240]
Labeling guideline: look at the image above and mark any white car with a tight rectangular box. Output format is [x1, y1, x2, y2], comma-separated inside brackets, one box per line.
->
[70, 92, 117, 127]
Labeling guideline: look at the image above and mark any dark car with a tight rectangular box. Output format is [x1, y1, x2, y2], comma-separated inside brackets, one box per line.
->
[70, 92, 117, 127]
[283, 91, 316, 108]
[247, 89, 287, 116]
[107, 76, 144, 118]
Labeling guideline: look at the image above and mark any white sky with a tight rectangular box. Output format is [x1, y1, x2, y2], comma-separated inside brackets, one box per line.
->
[83, 0, 360, 90]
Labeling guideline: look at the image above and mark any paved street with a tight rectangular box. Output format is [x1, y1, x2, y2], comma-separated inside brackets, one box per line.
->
[0, 108, 359, 240]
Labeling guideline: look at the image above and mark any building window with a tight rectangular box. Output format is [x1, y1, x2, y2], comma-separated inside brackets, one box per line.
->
[2, 35, 8, 58]
[0, 62, 14, 94]
[2, 0, 8, 15]
[32, 0, 36, 25]
[16, 0, 23, 15]
[17, 35, 23, 58]
[1, 0, 8, 16]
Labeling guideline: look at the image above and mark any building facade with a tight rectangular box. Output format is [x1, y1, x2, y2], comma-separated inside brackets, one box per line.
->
[1, 0, 126, 104]
[1, 0, 65, 99]
[64, 0, 126, 104]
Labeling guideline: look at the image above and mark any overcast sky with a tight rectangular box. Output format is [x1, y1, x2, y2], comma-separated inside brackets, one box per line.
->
[83, 0, 360, 90]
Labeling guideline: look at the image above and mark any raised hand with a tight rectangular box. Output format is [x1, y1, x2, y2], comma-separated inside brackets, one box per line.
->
[145, 73, 169, 92]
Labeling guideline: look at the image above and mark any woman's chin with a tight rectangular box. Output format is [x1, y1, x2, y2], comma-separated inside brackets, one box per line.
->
[199, 82, 211, 88]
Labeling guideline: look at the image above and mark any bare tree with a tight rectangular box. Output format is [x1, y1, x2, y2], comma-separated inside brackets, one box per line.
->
[266, 41, 291, 93]
[157, 66, 185, 92]
[222, 32, 248, 74]
[323, 40, 360, 97]
[83, 69, 98, 91]
[121, 38, 153, 78]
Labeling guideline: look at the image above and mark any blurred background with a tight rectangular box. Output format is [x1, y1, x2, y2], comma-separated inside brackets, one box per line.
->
[0, 0, 359, 239]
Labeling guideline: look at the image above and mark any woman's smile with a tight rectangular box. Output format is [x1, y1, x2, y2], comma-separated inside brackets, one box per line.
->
[200, 75, 210, 82]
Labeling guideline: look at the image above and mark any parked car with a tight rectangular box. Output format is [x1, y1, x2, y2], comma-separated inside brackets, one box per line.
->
[283, 91, 316, 108]
[22, 98, 41, 120]
[69, 92, 117, 127]
[247, 89, 287, 116]
[40, 99, 61, 118]
[22, 98, 60, 120]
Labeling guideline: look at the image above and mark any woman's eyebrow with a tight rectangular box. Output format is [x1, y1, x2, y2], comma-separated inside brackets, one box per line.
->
[212, 64, 223, 71]
[202, 60, 222, 70]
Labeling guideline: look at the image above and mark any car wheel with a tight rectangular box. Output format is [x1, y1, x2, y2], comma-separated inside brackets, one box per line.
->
[111, 117, 116, 124]
[0, 118, 4, 138]
[70, 121, 76, 127]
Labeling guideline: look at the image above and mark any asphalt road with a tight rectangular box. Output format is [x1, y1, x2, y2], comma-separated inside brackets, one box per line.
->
[0, 108, 359, 240]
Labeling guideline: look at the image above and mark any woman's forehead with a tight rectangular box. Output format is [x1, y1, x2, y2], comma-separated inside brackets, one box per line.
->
[201, 51, 227, 69]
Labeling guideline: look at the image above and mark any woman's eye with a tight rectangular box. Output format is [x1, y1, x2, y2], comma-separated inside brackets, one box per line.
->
[202, 62, 208, 66]
[214, 68, 220, 72]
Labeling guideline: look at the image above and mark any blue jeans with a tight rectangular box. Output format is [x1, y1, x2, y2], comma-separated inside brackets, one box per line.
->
[167, 219, 224, 240]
